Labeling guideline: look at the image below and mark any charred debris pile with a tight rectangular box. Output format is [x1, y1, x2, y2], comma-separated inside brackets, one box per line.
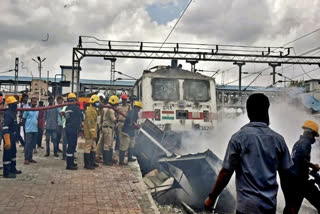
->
[134, 119, 236, 213]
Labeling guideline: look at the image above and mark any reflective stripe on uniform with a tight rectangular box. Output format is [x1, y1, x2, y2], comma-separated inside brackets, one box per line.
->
[3, 161, 11, 165]
[66, 153, 73, 157]
[11, 158, 16, 161]
[3, 126, 8, 130]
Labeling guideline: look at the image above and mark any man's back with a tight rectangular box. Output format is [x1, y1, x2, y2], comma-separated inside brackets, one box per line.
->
[223, 122, 292, 213]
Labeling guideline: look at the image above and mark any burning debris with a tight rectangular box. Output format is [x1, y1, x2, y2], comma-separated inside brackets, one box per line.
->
[134, 119, 236, 213]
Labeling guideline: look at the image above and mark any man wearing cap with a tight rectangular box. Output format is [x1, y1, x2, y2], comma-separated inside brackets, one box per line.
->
[283, 120, 320, 213]
[2, 96, 22, 178]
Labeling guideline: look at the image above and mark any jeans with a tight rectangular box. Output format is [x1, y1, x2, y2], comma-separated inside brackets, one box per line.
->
[46, 129, 57, 155]
[25, 132, 38, 161]
[16, 125, 25, 147]
[37, 128, 43, 148]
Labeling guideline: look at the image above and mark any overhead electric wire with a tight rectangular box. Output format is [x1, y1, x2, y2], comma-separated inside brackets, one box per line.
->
[224, 45, 320, 86]
[292, 48, 312, 79]
[220, 27, 320, 74]
[0, 69, 14, 74]
[146, 0, 193, 69]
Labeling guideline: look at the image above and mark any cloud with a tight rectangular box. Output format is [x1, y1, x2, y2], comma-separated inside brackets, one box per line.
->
[1, 0, 320, 87]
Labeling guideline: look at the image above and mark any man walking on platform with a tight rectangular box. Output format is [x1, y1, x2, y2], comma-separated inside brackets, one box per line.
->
[2, 96, 22, 178]
[64, 93, 82, 170]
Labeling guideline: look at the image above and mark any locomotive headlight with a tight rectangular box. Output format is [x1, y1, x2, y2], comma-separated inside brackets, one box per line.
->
[178, 101, 185, 108]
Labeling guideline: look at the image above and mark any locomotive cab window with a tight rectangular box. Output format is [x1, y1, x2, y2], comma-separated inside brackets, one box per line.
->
[184, 80, 210, 101]
[152, 78, 179, 101]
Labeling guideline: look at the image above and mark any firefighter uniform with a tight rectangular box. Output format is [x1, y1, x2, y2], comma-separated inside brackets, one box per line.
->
[2, 96, 21, 178]
[83, 95, 100, 169]
[65, 93, 83, 170]
[102, 95, 119, 166]
[283, 120, 320, 213]
[118, 103, 130, 151]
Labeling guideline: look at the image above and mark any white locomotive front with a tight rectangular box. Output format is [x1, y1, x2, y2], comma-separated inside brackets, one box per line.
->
[132, 65, 217, 132]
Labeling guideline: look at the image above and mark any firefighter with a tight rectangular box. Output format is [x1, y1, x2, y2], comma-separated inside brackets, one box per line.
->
[65, 93, 83, 170]
[83, 94, 100, 170]
[120, 101, 143, 165]
[283, 120, 320, 213]
[2, 96, 22, 178]
[101, 95, 119, 166]
[117, 93, 130, 153]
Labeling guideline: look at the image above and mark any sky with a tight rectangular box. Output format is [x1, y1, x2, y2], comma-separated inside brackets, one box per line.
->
[1, 0, 320, 87]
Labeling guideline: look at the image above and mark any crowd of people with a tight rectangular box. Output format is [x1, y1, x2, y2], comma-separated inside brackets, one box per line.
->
[1, 92, 143, 174]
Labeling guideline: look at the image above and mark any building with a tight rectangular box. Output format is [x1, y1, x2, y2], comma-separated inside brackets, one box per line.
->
[305, 79, 320, 100]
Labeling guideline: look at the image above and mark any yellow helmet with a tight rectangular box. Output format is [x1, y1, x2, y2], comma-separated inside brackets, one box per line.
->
[90, 94, 100, 104]
[302, 120, 319, 137]
[68, 93, 76, 99]
[108, 95, 119, 105]
[6, 96, 18, 105]
[134, 101, 143, 109]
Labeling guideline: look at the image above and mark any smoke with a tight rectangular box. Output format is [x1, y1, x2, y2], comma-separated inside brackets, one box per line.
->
[177, 88, 319, 213]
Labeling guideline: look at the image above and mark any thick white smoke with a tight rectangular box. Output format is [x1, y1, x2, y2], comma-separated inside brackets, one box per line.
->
[177, 89, 319, 213]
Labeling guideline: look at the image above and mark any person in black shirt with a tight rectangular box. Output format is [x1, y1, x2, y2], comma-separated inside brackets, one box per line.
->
[64, 93, 83, 170]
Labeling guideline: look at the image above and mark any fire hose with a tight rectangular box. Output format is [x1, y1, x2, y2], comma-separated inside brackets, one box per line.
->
[0, 102, 127, 118]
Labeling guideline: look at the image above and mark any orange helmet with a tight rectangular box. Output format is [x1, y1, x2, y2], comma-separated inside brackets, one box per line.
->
[302, 120, 319, 137]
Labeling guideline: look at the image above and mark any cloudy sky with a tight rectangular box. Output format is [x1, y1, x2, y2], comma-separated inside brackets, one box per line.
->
[1, 0, 320, 87]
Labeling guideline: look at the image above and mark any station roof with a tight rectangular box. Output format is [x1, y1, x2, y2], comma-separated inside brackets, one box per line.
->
[0, 76, 135, 86]
[215, 85, 282, 92]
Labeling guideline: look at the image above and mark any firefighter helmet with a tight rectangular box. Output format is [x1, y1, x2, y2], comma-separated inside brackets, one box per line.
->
[108, 95, 119, 105]
[90, 94, 100, 104]
[302, 120, 319, 137]
[6, 96, 17, 105]
[133, 101, 143, 109]
[68, 93, 76, 99]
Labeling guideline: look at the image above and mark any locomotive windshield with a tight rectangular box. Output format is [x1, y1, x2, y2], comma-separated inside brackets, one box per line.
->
[152, 78, 179, 101]
[184, 79, 210, 101]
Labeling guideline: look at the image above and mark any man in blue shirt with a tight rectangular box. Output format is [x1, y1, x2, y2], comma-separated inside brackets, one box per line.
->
[22, 97, 39, 165]
[283, 120, 320, 213]
[204, 93, 293, 214]
[44, 96, 59, 157]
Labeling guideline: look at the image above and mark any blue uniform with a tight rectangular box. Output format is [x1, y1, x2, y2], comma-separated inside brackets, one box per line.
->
[2, 108, 18, 176]
[65, 104, 83, 168]
[223, 122, 292, 214]
[284, 135, 320, 213]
